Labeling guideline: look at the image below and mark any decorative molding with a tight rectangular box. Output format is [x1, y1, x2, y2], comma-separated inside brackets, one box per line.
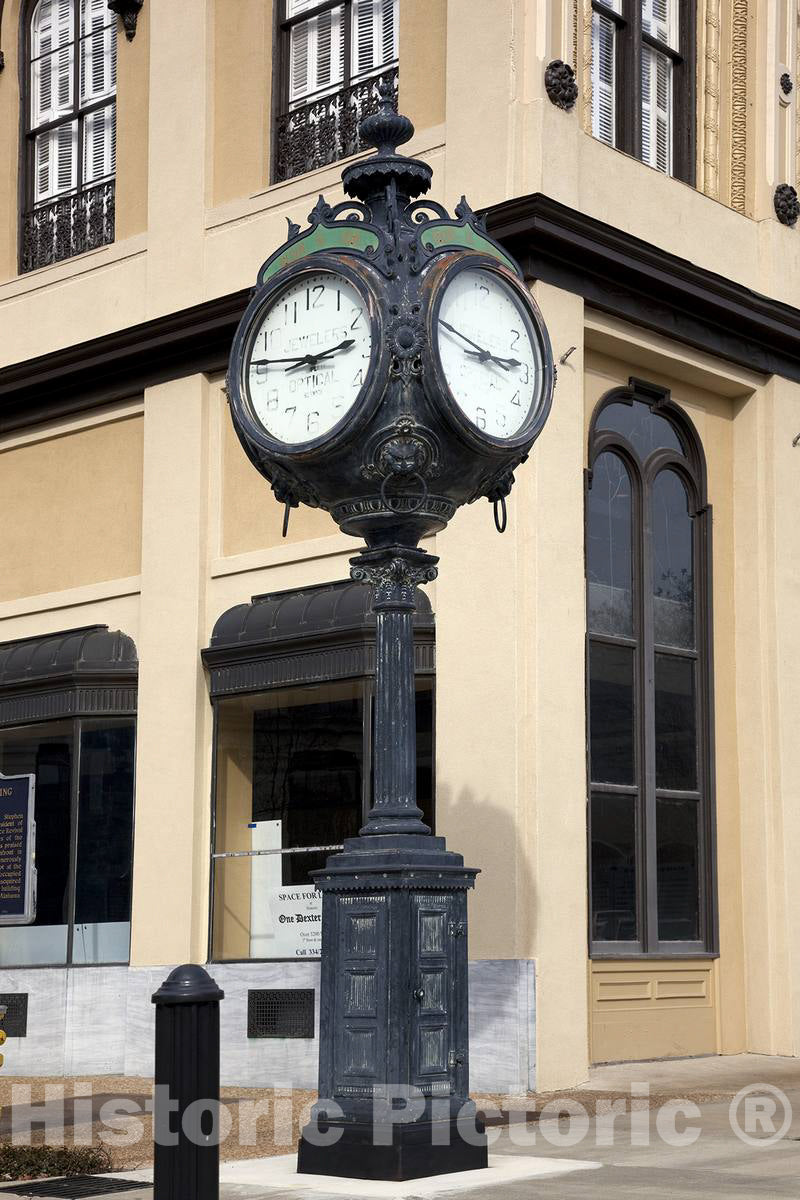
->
[572, 0, 578, 71]
[701, 0, 721, 199]
[796, 3, 800, 185]
[731, 0, 748, 213]
[107, 0, 142, 41]
[774, 183, 800, 226]
[581, 0, 593, 133]
[544, 60, 578, 111]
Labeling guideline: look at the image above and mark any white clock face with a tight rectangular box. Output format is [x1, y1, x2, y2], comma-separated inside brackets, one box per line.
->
[436, 267, 543, 440]
[245, 271, 372, 445]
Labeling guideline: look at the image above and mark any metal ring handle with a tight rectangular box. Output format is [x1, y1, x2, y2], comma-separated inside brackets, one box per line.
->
[493, 495, 508, 533]
[380, 471, 429, 514]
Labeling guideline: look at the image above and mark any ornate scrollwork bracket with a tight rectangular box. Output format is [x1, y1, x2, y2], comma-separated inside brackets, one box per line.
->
[350, 546, 439, 608]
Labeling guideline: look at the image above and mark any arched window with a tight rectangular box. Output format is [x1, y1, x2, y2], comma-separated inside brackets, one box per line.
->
[22, 0, 117, 273]
[586, 379, 715, 955]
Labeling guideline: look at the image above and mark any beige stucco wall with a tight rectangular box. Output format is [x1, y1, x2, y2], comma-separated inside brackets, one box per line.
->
[0, 413, 143, 601]
[211, 0, 273, 206]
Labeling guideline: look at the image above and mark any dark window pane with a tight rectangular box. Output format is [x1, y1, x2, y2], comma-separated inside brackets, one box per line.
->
[657, 798, 700, 941]
[655, 655, 697, 790]
[252, 685, 364, 885]
[591, 793, 638, 941]
[213, 676, 435, 960]
[596, 398, 683, 460]
[0, 722, 72, 966]
[652, 469, 694, 649]
[589, 642, 636, 785]
[73, 719, 136, 964]
[587, 452, 633, 637]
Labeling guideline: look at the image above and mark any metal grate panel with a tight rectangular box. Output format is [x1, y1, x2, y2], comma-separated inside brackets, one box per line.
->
[0, 1177, 144, 1197]
[247, 988, 314, 1039]
[0, 993, 28, 1037]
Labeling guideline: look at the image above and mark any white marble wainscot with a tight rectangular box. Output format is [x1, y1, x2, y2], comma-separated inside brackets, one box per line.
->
[122, 966, 171, 1078]
[468, 959, 536, 1094]
[64, 966, 128, 1075]
[0, 959, 535, 1091]
[214, 961, 321, 1089]
[0, 967, 68, 1076]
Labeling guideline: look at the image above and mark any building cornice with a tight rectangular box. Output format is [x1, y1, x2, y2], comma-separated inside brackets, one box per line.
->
[0, 288, 250, 433]
[485, 193, 800, 382]
[2, 193, 800, 432]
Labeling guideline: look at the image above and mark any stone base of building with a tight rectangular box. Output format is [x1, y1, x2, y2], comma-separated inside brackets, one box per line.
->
[297, 1118, 489, 1181]
[0, 960, 535, 1092]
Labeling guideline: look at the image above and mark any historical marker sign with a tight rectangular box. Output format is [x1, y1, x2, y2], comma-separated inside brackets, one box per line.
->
[0, 774, 36, 925]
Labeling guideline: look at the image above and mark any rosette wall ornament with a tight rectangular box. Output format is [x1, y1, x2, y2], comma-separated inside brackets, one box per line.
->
[226, 85, 555, 1184]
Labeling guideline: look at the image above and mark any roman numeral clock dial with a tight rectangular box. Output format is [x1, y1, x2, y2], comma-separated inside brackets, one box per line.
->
[244, 271, 372, 446]
[434, 266, 547, 443]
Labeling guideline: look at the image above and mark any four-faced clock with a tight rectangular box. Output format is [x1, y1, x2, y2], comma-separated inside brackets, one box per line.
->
[429, 261, 553, 447]
[235, 267, 375, 449]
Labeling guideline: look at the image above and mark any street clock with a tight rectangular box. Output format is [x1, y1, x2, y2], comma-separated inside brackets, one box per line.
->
[226, 85, 556, 1184]
[227, 89, 554, 548]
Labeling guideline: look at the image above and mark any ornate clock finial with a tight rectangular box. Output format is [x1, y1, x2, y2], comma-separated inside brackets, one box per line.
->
[359, 80, 415, 156]
[341, 82, 431, 205]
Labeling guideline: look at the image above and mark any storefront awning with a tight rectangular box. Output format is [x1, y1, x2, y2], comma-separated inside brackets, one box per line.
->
[203, 580, 434, 699]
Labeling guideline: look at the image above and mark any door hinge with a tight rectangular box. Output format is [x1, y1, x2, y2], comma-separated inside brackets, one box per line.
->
[448, 1049, 466, 1069]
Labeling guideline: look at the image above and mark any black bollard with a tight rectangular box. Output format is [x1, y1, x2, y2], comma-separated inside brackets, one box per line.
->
[151, 964, 225, 1200]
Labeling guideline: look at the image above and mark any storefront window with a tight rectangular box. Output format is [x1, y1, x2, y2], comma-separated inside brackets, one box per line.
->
[0, 717, 135, 966]
[211, 676, 434, 961]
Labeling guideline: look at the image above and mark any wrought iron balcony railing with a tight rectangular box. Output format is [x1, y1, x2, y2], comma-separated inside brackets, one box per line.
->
[273, 66, 399, 185]
[21, 180, 115, 274]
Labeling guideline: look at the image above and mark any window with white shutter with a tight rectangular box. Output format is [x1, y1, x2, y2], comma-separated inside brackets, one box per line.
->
[588, 0, 694, 184]
[276, 0, 400, 183]
[591, 9, 617, 146]
[24, 0, 118, 270]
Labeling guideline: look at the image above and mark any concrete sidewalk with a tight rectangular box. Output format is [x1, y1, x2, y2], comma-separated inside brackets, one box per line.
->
[3, 1055, 800, 1199]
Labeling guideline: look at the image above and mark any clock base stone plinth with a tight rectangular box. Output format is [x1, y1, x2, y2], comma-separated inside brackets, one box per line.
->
[297, 1117, 488, 1182]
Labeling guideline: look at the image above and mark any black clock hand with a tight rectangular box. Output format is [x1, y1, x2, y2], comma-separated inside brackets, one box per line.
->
[439, 320, 512, 371]
[464, 350, 520, 370]
[439, 319, 491, 356]
[284, 339, 356, 372]
[250, 340, 355, 370]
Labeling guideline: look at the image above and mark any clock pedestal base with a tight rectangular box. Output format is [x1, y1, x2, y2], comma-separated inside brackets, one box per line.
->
[297, 833, 486, 1183]
[297, 1115, 488, 1182]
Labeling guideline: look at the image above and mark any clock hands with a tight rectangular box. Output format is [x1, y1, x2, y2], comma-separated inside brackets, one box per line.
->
[463, 349, 522, 369]
[251, 339, 356, 373]
[438, 319, 520, 371]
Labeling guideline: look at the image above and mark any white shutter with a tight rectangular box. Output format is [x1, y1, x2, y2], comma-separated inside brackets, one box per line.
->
[641, 46, 671, 173]
[83, 101, 116, 183]
[34, 119, 77, 202]
[289, 5, 344, 106]
[642, 0, 677, 49]
[31, 0, 74, 126]
[591, 12, 615, 147]
[80, 0, 116, 104]
[352, 0, 396, 78]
